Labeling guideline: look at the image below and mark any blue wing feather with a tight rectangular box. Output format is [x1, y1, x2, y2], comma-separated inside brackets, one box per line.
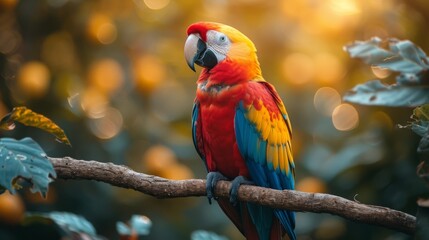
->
[192, 102, 208, 170]
[235, 100, 296, 240]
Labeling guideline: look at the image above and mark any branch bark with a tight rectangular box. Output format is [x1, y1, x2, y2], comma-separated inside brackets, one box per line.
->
[49, 157, 416, 235]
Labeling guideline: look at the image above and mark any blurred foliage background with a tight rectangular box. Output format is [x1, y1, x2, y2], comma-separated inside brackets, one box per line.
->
[0, 0, 428, 239]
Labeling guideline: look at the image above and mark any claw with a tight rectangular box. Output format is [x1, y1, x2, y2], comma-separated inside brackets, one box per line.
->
[206, 172, 227, 204]
[230, 176, 254, 205]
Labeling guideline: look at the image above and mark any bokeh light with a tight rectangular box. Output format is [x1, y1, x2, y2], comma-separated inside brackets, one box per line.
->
[328, 0, 360, 16]
[86, 13, 117, 44]
[332, 103, 359, 131]
[0, 0, 18, 10]
[132, 55, 166, 94]
[0, 191, 25, 225]
[41, 32, 77, 71]
[371, 66, 392, 79]
[87, 107, 123, 139]
[313, 87, 342, 116]
[17, 61, 51, 99]
[143, 0, 170, 10]
[296, 177, 327, 193]
[313, 53, 345, 84]
[80, 87, 109, 118]
[87, 58, 124, 96]
[281, 53, 314, 85]
[142, 145, 193, 179]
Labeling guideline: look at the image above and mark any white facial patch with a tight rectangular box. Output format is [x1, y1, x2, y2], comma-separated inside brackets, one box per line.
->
[205, 30, 231, 63]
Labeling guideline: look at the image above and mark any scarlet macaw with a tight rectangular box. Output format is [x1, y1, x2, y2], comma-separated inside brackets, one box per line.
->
[184, 22, 296, 240]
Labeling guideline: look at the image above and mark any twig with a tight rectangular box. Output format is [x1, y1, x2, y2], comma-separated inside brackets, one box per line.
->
[49, 157, 416, 235]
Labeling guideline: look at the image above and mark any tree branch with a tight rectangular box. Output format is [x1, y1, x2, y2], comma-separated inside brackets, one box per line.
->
[49, 157, 416, 235]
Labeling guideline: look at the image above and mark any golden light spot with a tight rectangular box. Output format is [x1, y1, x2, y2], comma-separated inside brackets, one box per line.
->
[142, 145, 177, 176]
[80, 87, 109, 118]
[87, 58, 124, 96]
[97, 23, 117, 44]
[0, 0, 18, 10]
[86, 13, 117, 44]
[88, 107, 123, 139]
[332, 103, 359, 131]
[143, 0, 170, 10]
[314, 87, 342, 116]
[41, 32, 76, 71]
[328, 0, 360, 15]
[296, 177, 327, 193]
[133, 55, 166, 94]
[161, 163, 194, 180]
[371, 66, 391, 79]
[0, 191, 25, 225]
[17, 61, 50, 99]
[314, 53, 345, 84]
[281, 53, 314, 85]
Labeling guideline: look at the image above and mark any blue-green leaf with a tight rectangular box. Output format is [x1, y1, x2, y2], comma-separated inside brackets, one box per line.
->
[116, 215, 152, 236]
[410, 121, 429, 138]
[343, 80, 429, 107]
[0, 137, 56, 197]
[396, 72, 428, 85]
[418, 133, 429, 152]
[191, 230, 228, 240]
[26, 211, 97, 236]
[411, 105, 429, 152]
[302, 132, 384, 181]
[345, 37, 429, 73]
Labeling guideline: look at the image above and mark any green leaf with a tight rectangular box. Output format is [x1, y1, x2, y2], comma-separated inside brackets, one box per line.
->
[399, 108, 429, 152]
[0, 107, 71, 146]
[414, 104, 429, 121]
[25, 211, 97, 237]
[0, 137, 56, 197]
[405, 104, 429, 152]
[116, 215, 152, 236]
[345, 37, 429, 74]
[343, 80, 429, 107]
[191, 230, 229, 240]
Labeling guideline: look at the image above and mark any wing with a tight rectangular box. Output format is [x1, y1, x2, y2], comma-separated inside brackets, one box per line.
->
[193, 101, 249, 235]
[234, 81, 296, 240]
[192, 101, 208, 170]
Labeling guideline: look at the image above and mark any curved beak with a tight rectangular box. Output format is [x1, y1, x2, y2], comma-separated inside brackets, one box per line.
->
[184, 33, 218, 72]
[184, 34, 200, 72]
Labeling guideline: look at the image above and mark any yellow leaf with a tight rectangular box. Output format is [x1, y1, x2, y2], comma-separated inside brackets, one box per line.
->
[0, 107, 71, 146]
[413, 104, 429, 121]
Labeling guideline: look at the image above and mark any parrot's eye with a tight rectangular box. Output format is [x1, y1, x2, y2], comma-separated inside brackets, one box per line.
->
[216, 33, 229, 45]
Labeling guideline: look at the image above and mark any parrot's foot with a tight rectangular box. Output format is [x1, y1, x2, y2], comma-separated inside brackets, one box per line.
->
[230, 176, 254, 205]
[206, 172, 228, 204]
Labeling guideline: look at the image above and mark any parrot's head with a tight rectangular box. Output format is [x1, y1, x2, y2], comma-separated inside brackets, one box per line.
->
[184, 22, 261, 80]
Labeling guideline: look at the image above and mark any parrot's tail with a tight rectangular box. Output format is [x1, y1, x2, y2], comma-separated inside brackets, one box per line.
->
[217, 199, 292, 240]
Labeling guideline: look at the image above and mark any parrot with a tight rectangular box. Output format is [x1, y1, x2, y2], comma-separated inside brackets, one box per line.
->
[184, 22, 296, 240]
